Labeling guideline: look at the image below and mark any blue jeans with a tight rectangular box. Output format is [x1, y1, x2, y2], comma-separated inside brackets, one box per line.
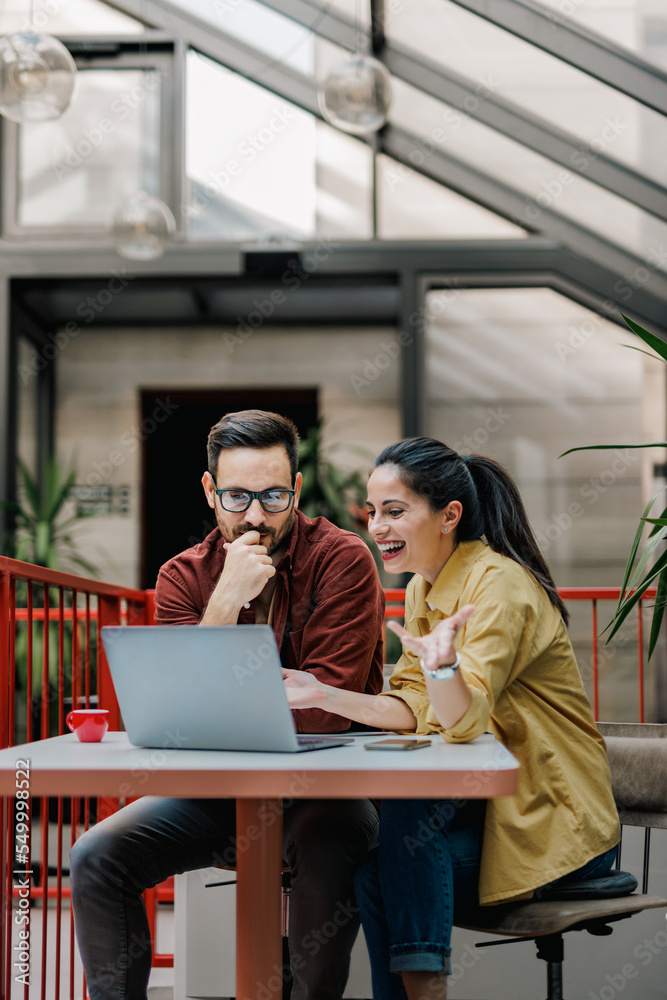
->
[353, 798, 617, 1000]
[69, 795, 378, 1000]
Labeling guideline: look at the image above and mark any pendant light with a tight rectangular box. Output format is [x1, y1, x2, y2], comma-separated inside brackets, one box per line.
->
[318, 1, 391, 136]
[109, 190, 176, 262]
[108, 20, 176, 262]
[0, 30, 77, 123]
[319, 53, 392, 136]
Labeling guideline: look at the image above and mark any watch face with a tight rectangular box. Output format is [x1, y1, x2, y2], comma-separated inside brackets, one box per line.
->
[431, 666, 456, 680]
[424, 660, 460, 680]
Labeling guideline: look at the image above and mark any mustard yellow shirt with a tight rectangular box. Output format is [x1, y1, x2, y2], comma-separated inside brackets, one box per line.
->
[382, 539, 620, 905]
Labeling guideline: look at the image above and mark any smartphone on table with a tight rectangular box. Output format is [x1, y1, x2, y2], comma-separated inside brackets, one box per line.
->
[364, 739, 432, 751]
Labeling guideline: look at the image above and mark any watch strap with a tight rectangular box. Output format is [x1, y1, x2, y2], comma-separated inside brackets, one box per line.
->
[420, 651, 461, 681]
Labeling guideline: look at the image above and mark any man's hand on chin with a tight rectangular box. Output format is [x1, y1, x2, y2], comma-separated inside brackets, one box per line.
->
[200, 531, 275, 624]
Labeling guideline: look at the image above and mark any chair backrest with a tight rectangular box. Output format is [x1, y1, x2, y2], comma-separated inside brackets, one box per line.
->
[597, 722, 667, 829]
[597, 722, 667, 891]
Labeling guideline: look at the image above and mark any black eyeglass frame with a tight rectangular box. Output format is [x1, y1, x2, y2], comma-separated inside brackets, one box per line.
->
[213, 487, 296, 513]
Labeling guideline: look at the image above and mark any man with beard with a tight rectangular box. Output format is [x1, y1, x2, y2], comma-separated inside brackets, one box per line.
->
[70, 410, 384, 1000]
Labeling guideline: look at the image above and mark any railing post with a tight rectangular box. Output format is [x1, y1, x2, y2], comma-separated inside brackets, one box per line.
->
[637, 600, 645, 724]
[143, 589, 156, 626]
[126, 590, 155, 628]
[592, 599, 599, 721]
[0, 568, 10, 751]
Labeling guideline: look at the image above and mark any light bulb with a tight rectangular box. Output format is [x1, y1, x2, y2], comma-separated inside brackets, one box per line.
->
[0, 32, 77, 122]
[319, 54, 392, 135]
[109, 191, 176, 261]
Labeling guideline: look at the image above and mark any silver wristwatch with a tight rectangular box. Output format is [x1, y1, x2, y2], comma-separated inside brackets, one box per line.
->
[420, 652, 461, 681]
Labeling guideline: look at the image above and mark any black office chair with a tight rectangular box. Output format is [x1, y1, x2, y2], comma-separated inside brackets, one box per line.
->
[453, 722, 667, 1000]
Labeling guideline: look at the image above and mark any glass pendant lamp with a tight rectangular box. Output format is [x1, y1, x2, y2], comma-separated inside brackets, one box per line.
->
[318, 0, 391, 136]
[318, 53, 392, 136]
[0, 30, 77, 123]
[109, 190, 176, 262]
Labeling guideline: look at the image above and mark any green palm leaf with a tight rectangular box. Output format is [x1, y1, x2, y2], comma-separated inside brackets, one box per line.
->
[622, 314, 667, 361]
[606, 547, 667, 642]
[17, 458, 40, 515]
[559, 315, 667, 659]
[559, 442, 667, 458]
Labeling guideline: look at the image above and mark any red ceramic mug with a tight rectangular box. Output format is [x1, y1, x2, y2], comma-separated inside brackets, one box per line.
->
[66, 709, 109, 743]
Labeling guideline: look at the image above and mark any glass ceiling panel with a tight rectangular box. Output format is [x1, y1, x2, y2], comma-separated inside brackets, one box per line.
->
[535, 0, 667, 72]
[324, 0, 370, 27]
[185, 51, 372, 240]
[0, 0, 145, 34]
[18, 68, 162, 228]
[383, 0, 667, 188]
[169, 0, 315, 74]
[389, 76, 667, 269]
[377, 154, 527, 239]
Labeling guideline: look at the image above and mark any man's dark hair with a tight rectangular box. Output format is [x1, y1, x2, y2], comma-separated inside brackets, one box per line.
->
[207, 409, 300, 484]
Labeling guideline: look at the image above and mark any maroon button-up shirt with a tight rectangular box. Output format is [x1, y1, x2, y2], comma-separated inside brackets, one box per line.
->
[154, 509, 385, 732]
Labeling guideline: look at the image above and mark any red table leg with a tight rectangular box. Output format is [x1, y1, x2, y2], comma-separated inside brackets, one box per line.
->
[236, 798, 284, 1000]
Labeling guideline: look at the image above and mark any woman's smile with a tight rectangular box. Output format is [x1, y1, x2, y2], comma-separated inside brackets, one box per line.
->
[377, 540, 406, 561]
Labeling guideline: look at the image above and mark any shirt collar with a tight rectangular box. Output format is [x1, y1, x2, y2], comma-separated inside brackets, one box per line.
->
[407, 538, 489, 621]
[275, 506, 303, 571]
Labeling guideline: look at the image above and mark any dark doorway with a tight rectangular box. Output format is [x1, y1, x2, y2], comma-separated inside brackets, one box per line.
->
[140, 388, 318, 589]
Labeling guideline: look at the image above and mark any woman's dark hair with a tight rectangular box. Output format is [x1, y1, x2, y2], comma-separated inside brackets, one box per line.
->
[375, 437, 569, 625]
[207, 410, 300, 484]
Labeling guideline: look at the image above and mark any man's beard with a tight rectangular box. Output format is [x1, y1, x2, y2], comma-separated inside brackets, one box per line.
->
[224, 508, 296, 557]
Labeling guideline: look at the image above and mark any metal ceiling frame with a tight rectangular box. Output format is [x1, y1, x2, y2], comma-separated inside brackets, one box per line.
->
[2, 0, 667, 529]
[382, 125, 667, 309]
[1, 235, 666, 538]
[96, 0, 667, 306]
[448, 0, 667, 116]
[259, 0, 667, 223]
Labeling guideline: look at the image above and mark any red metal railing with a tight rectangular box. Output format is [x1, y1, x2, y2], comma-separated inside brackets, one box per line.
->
[0, 557, 156, 1000]
[0, 558, 660, 999]
[556, 587, 656, 723]
[385, 586, 658, 724]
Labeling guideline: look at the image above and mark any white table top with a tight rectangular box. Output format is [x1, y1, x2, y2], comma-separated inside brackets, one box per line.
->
[0, 731, 519, 800]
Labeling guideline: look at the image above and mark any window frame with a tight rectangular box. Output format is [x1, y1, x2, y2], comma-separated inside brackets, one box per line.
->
[0, 36, 182, 239]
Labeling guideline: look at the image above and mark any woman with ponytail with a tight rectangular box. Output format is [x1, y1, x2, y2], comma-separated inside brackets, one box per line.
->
[284, 437, 619, 1000]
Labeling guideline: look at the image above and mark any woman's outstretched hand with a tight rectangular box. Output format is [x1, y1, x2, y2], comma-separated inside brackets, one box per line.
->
[282, 668, 327, 709]
[388, 604, 475, 672]
[283, 667, 420, 731]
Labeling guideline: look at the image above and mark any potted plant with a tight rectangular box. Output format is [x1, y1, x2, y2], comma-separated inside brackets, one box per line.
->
[561, 315, 667, 659]
[1, 456, 100, 738]
[298, 423, 373, 539]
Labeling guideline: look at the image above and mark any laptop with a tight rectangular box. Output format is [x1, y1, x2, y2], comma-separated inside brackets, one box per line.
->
[100, 624, 353, 753]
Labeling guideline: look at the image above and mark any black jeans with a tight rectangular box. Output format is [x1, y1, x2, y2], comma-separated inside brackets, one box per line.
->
[69, 795, 378, 1000]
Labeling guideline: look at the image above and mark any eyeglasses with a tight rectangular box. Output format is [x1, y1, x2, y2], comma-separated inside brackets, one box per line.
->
[213, 488, 295, 513]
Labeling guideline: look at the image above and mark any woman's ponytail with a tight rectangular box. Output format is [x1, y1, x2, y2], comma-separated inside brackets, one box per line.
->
[463, 454, 569, 625]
